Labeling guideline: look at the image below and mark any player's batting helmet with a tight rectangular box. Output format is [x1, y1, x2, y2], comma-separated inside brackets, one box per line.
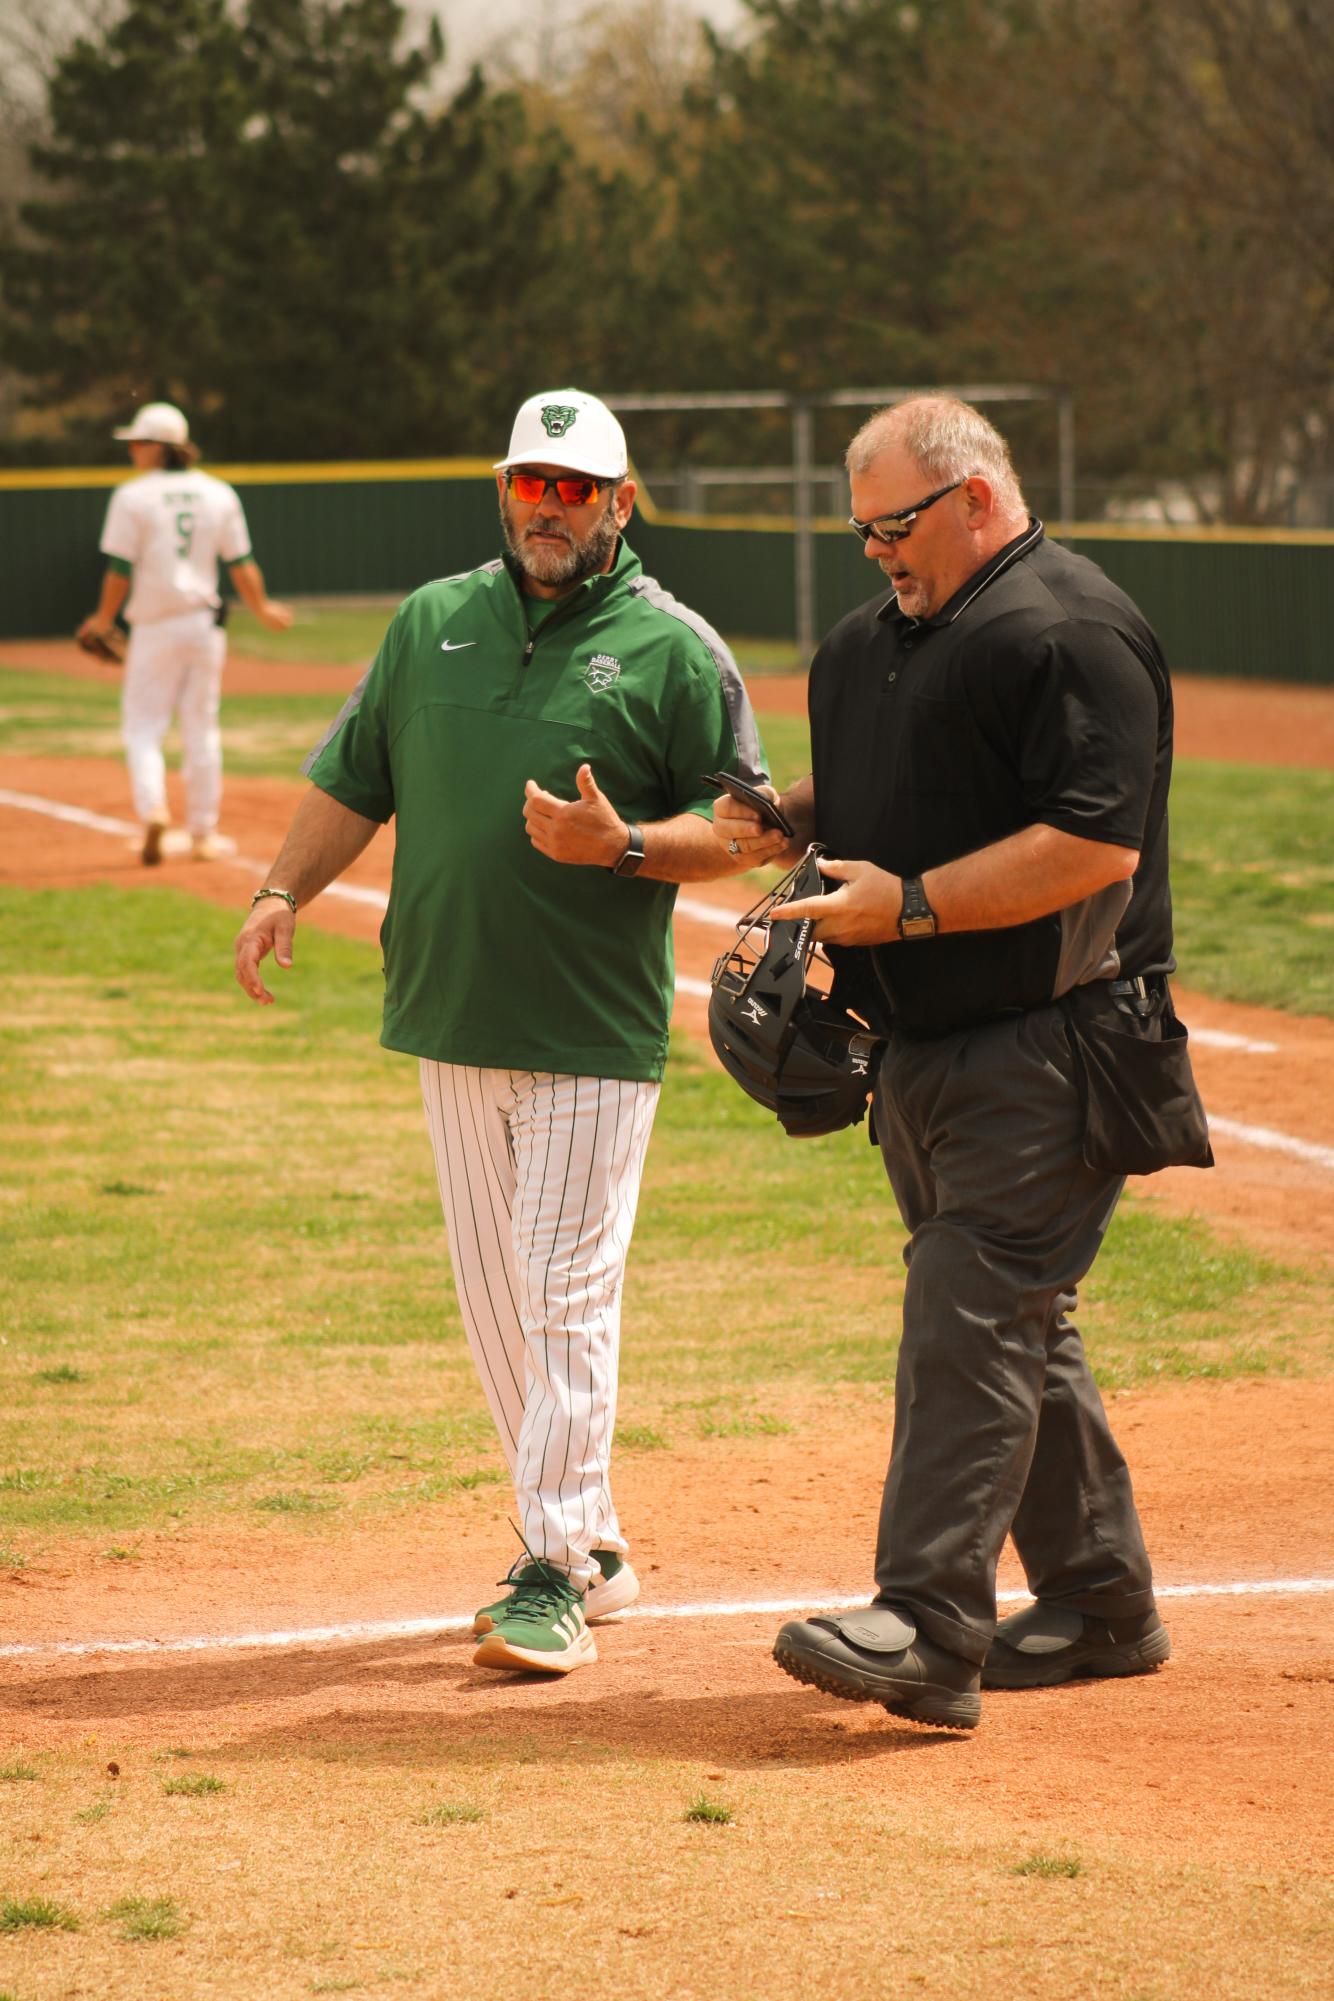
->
[708, 846, 885, 1138]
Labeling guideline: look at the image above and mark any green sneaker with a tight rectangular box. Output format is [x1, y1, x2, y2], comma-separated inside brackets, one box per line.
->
[473, 1563, 595, 1676]
[473, 1548, 637, 1636]
[473, 1556, 537, 1638]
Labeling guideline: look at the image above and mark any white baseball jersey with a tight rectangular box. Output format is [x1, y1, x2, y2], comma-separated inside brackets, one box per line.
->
[99, 468, 252, 625]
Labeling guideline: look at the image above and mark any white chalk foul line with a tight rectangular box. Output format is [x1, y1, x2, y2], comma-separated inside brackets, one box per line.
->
[0, 786, 139, 840]
[1207, 1115, 1334, 1173]
[1191, 1026, 1279, 1055]
[2, 1576, 1331, 1664]
[675, 893, 736, 931]
[5, 787, 1332, 1168]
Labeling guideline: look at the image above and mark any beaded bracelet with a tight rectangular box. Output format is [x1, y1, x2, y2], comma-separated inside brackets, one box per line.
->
[250, 886, 297, 915]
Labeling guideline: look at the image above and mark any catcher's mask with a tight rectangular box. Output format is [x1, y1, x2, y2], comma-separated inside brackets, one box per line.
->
[708, 845, 885, 1138]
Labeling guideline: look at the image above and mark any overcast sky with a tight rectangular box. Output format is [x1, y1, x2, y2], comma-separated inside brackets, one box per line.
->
[0, 2, 753, 110]
[418, 0, 749, 80]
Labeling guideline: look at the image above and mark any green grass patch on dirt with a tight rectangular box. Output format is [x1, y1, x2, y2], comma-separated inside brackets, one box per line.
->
[161, 1774, 227, 1798]
[0, 884, 1325, 1544]
[1, 1895, 80, 1932]
[684, 1794, 735, 1824]
[417, 1802, 484, 1826]
[103, 1894, 184, 1940]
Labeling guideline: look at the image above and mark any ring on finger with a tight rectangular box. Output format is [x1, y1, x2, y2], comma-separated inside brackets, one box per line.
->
[727, 838, 741, 856]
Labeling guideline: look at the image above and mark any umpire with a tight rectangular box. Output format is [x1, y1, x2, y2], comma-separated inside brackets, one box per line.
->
[714, 394, 1211, 1730]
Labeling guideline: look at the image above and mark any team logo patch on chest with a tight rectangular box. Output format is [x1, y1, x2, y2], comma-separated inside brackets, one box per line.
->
[582, 652, 622, 692]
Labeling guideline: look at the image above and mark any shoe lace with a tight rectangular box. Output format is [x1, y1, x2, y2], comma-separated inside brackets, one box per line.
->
[497, 1521, 580, 1621]
[507, 1569, 580, 1621]
[490, 1554, 536, 1593]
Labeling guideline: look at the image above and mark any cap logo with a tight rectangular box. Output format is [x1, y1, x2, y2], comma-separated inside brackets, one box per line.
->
[541, 403, 578, 438]
[583, 652, 621, 692]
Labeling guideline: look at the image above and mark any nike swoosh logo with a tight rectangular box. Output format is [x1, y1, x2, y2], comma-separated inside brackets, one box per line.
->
[440, 640, 476, 652]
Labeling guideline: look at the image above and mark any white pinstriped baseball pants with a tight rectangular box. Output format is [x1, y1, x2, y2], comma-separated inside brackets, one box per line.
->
[420, 1062, 660, 1590]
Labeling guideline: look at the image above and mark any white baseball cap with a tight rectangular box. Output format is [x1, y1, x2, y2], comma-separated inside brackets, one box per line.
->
[494, 389, 628, 480]
[113, 401, 191, 446]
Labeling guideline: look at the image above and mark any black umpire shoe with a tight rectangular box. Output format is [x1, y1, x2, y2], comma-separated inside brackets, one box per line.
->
[982, 1602, 1171, 1689]
[773, 1604, 981, 1730]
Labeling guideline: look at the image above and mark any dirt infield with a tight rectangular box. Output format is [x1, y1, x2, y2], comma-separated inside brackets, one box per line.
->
[2, 656, 1332, 1998]
[5, 1377, 1333, 1858]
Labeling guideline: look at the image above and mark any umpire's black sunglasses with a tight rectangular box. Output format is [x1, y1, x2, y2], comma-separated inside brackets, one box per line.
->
[848, 479, 965, 545]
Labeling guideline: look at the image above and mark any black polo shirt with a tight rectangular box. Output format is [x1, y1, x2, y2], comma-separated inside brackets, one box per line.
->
[809, 523, 1176, 1037]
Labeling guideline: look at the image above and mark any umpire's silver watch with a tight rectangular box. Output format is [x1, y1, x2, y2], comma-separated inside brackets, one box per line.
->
[610, 824, 646, 878]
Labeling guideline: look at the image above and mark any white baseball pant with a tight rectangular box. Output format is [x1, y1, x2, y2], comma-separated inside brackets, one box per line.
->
[121, 609, 227, 835]
[420, 1062, 660, 1589]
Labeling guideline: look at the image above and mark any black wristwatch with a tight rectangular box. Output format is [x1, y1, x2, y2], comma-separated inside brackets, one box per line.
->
[898, 875, 938, 939]
[610, 824, 646, 877]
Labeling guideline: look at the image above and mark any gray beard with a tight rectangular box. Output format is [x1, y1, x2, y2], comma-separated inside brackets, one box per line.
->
[499, 495, 620, 589]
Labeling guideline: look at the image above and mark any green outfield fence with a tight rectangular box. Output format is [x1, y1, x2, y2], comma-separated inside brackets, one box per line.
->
[2, 460, 1331, 681]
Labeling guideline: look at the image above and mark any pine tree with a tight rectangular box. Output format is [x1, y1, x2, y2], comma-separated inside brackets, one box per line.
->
[0, 0, 250, 451]
[0, 0, 606, 459]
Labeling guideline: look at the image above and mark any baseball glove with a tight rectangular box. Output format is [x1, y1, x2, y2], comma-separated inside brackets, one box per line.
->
[76, 625, 127, 664]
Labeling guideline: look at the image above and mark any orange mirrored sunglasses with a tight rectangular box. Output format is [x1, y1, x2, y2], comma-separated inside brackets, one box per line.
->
[506, 470, 612, 506]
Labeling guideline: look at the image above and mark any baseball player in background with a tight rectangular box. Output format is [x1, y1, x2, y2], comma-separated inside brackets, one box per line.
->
[234, 388, 772, 1677]
[79, 401, 292, 864]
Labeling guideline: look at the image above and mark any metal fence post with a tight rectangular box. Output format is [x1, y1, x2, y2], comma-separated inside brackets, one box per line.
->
[792, 397, 815, 661]
[1058, 392, 1076, 525]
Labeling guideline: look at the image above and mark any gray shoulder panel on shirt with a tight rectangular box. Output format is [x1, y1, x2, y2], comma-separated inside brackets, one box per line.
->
[628, 573, 768, 784]
[301, 669, 371, 776]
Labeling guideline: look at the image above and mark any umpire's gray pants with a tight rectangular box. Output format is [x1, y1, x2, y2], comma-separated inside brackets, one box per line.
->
[872, 1001, 1156, 1667]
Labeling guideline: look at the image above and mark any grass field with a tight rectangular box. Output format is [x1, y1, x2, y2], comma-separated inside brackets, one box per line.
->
[1, 886, 1325, 1546]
